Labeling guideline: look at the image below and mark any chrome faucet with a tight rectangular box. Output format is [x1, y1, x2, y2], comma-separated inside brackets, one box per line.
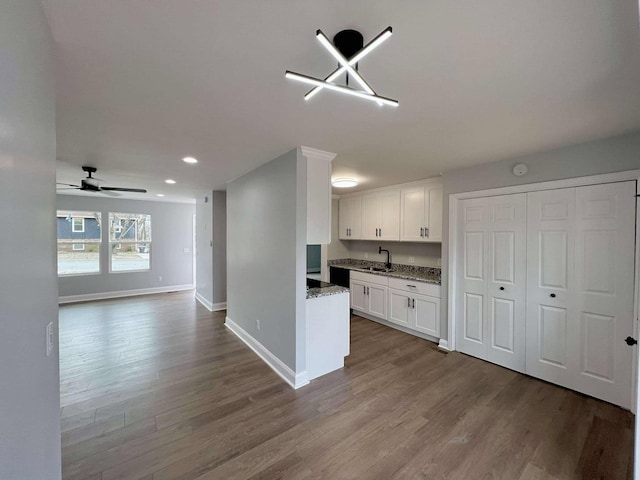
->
[378, 246, 391, 270]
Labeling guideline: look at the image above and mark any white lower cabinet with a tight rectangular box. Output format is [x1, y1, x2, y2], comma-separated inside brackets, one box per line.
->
[352, 271, 441, 339]
[350, 273, 388, 320]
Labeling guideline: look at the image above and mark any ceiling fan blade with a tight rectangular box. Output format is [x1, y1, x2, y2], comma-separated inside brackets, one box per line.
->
[100, 186, 147, 193]
[98, 189, 122, 197]
[57, 183, 81, 187]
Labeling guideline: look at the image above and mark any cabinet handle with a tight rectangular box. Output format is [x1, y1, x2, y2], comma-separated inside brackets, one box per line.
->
[412, 298, 415, 309]
[499, 286, 504, 291]
[424, 227, 429, 237]
[363, 285, 366, 295]
[408, 297, 411, 308]
[348, 228, 351, 236]
[420, 227, 424, 237]
[379, 228, 382, 236]
[406, 284, 416, 288]
[550, 293, 556, 298]
[367, 286, 369, 295]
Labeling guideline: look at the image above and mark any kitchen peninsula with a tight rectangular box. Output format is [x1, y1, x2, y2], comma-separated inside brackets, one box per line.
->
[305, 278, 350, 381]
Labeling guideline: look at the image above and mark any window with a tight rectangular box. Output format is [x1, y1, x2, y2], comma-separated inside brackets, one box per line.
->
[109, 212, 152, 272]
[57, 210, 101, 275]
[72, 217, 85, 232]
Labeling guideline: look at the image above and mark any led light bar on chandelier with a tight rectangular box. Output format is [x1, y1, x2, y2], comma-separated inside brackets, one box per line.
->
[285, 26, 398, 107]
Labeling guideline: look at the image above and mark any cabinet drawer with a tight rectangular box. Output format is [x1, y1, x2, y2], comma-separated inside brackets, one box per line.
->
[350, 270, 389, 286]
[388, 277, 440, 297]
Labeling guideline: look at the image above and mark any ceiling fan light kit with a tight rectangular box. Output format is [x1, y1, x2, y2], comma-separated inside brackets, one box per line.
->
[286, 26, 398, 107]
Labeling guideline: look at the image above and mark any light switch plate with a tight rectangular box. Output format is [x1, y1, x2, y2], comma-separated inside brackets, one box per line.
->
[46, 321, 54, 356]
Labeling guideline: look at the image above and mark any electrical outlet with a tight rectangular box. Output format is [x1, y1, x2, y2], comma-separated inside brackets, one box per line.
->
[256, 319, 261, 331]
[407, 256, 415, 264]
[46, 321, 54, 356]
[157, 275, 163, 282]
[363, 253, 368, 259]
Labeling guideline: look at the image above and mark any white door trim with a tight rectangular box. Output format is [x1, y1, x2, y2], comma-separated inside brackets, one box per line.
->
[448, 169, 640, 410]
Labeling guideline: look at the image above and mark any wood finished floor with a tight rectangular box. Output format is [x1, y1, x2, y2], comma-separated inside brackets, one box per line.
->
[59, 291, 634, 480]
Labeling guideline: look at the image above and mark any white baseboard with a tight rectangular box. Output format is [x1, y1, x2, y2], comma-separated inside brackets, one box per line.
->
[225, 316, 309, 389]
[58, 284, 194, 304]
[195, 293, 227, 312]
[438, 339, 452, 352]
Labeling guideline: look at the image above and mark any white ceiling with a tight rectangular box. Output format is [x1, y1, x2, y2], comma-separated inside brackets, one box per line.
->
[43, 0, 640, 203]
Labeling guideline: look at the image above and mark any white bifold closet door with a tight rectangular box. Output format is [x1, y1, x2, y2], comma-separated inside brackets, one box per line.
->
[456, 193, 527, 373]
[526, 182, 635, 409]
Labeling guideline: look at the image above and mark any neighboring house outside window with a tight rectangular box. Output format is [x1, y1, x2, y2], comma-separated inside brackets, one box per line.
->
[57, 211, 102, 275]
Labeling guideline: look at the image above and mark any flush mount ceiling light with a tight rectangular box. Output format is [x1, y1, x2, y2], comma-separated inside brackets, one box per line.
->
[285, 27, 398, 107]
[182, 157, 198, 164]
[332, 178, 359, 188]
[156, 194, 165, 197]
[165, 179, 176, 184]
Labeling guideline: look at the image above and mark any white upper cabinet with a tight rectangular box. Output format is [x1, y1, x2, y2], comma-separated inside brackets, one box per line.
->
[361, 190, 400, 241]
[338, 196, 362, 240]
[400, 181, 442, 242]
[302, 147, 336, 244]
[337, 178, 442, 243]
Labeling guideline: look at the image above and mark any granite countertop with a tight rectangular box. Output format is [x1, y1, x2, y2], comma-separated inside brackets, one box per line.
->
[328, 259, 441, 285]
[306, 278, 349, 299]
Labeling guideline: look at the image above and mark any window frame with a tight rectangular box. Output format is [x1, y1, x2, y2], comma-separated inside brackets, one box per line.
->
[57, 210, 102, 277]
[72, 217, 85, 233]
[108, 212, 152, 274]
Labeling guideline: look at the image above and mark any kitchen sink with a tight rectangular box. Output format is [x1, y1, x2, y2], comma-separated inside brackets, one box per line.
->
[367, 267, 393, 273]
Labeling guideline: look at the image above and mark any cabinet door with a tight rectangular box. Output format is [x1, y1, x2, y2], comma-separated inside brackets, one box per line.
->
[388, 289, 411, 327]
[349, 196, 362, 239]
[350, 280, 367, 312]
[426, 185, 443, 242]
[367, 284, 387, 319]
[338, 198, 350, 240]
[400, 187, 425, 242]
[379, 190, 400, 241]
[413, 293, 440, 337]
[361, 195, 381, 239]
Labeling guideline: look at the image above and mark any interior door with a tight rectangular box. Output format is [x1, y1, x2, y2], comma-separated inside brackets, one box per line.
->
[456, 197, 489, 359]
[526, 182, 635, 408]
[526, 188, 575, 388]
[486, 194, 527, 373]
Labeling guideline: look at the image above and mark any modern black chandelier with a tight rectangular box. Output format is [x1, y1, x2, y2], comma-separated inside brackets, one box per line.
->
[285, 26, 398, 107]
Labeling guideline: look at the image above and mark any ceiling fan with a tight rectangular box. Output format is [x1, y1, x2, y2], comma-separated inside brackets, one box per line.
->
[57, 166, 147, 194]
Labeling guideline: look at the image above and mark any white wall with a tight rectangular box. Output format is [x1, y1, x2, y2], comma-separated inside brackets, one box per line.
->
[57, 195, 195, 299]
[195, 191, 226, 309]
[441, 130, 640, 340]
[0, 2, 61, 478]
[227, 149, 307, 373]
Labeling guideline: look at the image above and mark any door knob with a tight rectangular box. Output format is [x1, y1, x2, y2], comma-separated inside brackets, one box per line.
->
[625, 336, 637, 346]
[499, 287, 504, 291]
[550, 293, 556, 298]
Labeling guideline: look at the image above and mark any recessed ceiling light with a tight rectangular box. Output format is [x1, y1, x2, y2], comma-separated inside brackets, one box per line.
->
[156, 194, 165, 197]
[165, 179, 176, 184]
[332, 178, 358, 188]
[182, 157, 198, 164]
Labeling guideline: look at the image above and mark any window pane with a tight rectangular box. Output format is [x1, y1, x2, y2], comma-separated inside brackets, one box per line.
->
[57, 210, 102, 276]
[57, 243, 100, 275]
[111, 242, 150, 272]
[109, 213, 151, 242]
